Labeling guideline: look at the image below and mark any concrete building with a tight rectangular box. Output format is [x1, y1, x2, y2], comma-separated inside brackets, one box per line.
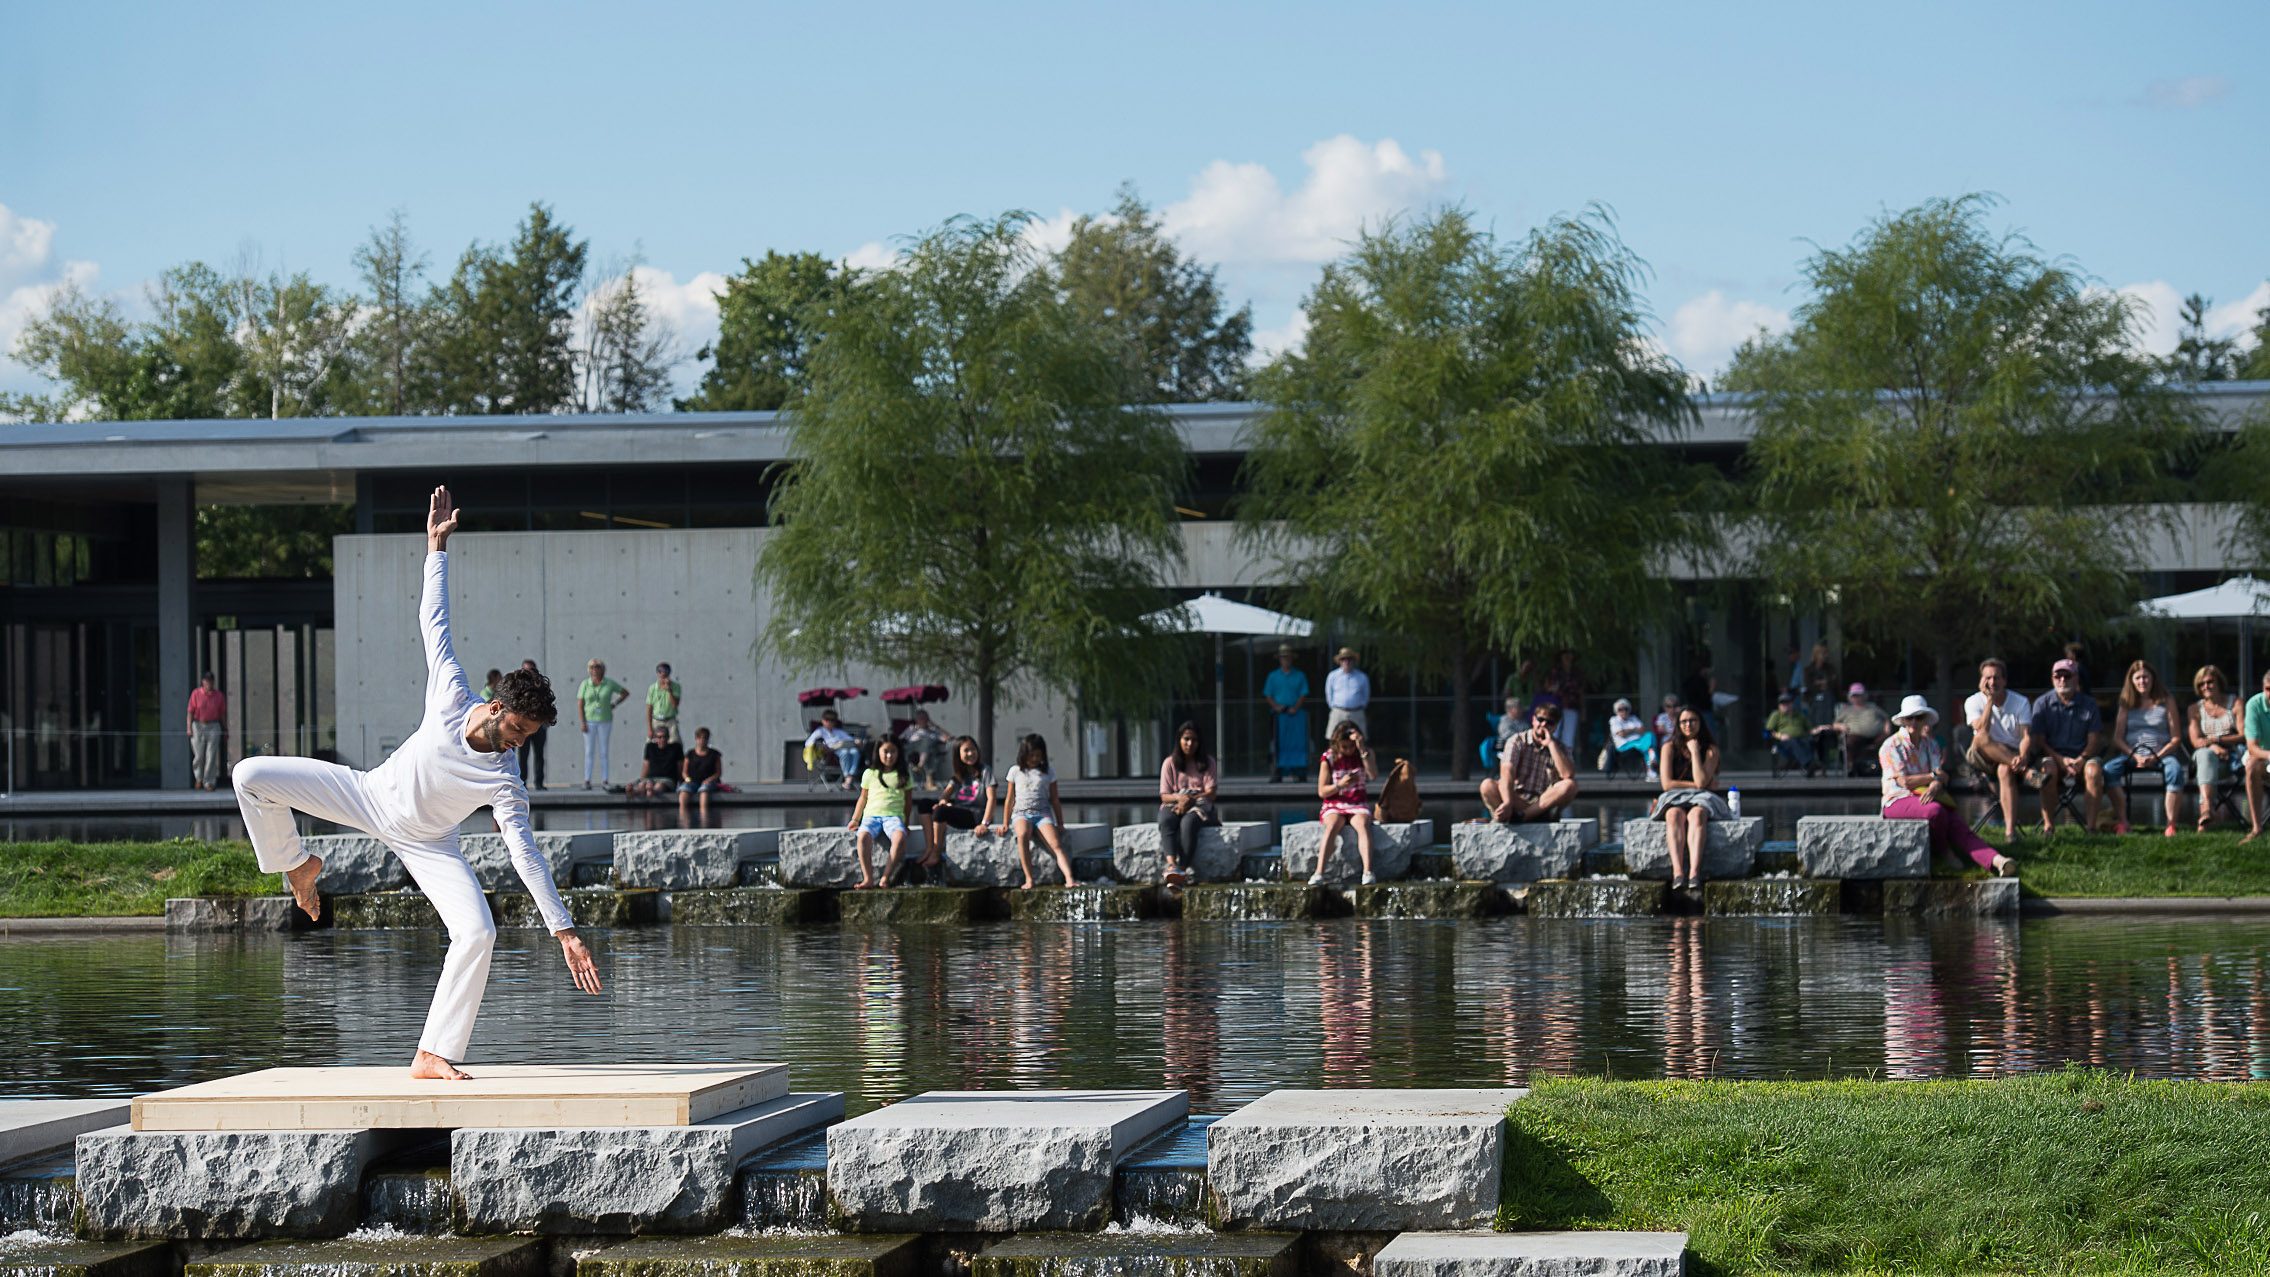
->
[4, 387, 2265, 789]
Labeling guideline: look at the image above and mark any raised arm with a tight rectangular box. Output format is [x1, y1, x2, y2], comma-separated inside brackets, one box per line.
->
[421, 487, 472, 712]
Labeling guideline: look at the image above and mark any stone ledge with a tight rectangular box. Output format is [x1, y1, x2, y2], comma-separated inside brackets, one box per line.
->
[1372, 1229, 1688, 1276]
[1282, 821, 1434, 883]
[613, 828, 782, 890]
[1351, 882, 1501, 919]
[1882, 877, 2021, 917]
[1180, 883, 1341, 921]
[1207, 1088, 1524, 1232]
[298, 835, 407, 894]
[941, 825, 1112, 888]
[164, 896, 306, 934]
[0, 1240, 173, 1277]
[75, 1126, 406, 1239]
[1111, 821, 1272, 883]
[460, 830, 615, 891]
[1621, 816, 1763, 880]
[974, 1232, 1300, 1275]
[837, 887, 993, 926]
[667, 887, 834, 926]
[1797, 815, 1930, 879]
[1450, 823, 1581, 882]
[188, 1236, 545, 1277]
[1704, 878, 1842, 916]
[0, 1100, 129, 1167]
[1524, 879, 1666, 918]
[580, 1234, 925, 1277]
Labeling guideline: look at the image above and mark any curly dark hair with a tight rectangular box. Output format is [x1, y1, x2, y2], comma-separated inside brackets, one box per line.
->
[492, 667, 558, 725]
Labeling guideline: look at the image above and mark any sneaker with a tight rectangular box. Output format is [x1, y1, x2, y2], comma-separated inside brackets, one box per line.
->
[1360, 872, 1377, 885]
[2164, 823, 2178, 838]
[2114, 821, 2131, 835]
[1306, 871, 1327, 886]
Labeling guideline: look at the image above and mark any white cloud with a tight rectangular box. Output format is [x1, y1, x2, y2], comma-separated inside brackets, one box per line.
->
[2210, 282, 2270, 349]
[1019, 207, 1080, 259]
[1250, 307, 1310, 363]
[1162, 135, 1450, 267]
[840, 241, 900, 274]
[2111, 279, 2267, 356]
[0, 202, 102, 400]
[2140, 75, 2230, 109]
[1663, 290, 1790, 380]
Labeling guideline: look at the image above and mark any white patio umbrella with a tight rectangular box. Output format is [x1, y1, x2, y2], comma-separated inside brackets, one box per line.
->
[2136, 576, 2270, 690]
[1146, 593, 1315, 762]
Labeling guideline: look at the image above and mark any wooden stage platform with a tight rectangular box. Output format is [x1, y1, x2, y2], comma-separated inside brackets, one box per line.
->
[130, 1064, 788, 1131]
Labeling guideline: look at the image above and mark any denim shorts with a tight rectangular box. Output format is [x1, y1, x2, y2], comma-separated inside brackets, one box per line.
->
[858, 814, 906, 838]
[677, 780, 719, 793]
[2101, 752, 2186, 790]
[1013, 812, 1056, 828]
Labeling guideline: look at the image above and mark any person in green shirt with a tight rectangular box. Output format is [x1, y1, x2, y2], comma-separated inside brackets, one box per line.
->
[2245, 668, 2270, 842]
[576, 659, 630, 790]
[1766, 690, 1817, 777]
[479, 669, 502, 702]
[848, 737, 914, 889]
[646, 663, 684, 745]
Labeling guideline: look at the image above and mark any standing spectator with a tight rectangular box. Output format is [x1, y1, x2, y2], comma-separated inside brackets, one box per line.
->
[1307, 721, 1380, 885]
[1801, 668, 1840, 771]
[2062, 642, 2093, 696]
[2188, 665, 2243, 832]
[516, 659, 548, 789]
[576, 660, 629, 791]
[1783, 644, 1805, 693]
[1604, 697, 1650, 779]
[679, 727, 723, 821]
[1324, 647, 1371, 738]
[1962, 658, 2034, 837]
[1263, 645, 1312, 783]
[1534, 649, 1586, 753]
[1880, 696, 2016, 875]
[1480, 701, 1579, 822]
[998, 734, 1075, 889]
[646, 663, 683, 745]
[917, 736, 993, 871]
[2029, 658, 2106, 834]
[479, 670, 503, 701]
[2102, 660, 2185, 836]
[1156, 722, 1220, 886]
[1650, 705, 1730, 889]
[804, 709, 861, 788]
[630, 725, 682, 799]
[2244, 668, 2270, 843]
[847, 737, 914, 890]
[901, 709, 949, 790]
[1833, 683, 1892, 776]
[1766, 690, 1817, 777]
[1795, 641, 1835, 694]
[186, 672, 227, 790]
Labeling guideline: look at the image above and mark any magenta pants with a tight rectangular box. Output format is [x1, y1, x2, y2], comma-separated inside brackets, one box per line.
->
[1882, 795, 1998, 869]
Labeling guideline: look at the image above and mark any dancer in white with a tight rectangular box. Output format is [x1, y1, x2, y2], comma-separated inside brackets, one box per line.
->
[232, 486, 603, 1080]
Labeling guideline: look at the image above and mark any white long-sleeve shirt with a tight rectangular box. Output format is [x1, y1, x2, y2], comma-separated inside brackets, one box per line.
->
[365, 551, 574, 933]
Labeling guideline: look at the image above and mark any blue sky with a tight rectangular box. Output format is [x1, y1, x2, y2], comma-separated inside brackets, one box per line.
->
[4, 0, 2264, 401]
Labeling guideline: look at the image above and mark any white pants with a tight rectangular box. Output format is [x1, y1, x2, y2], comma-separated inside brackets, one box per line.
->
[191, 722, 225, 787]
[583, 721, 612, 786]
[231, 754, 497, 1061]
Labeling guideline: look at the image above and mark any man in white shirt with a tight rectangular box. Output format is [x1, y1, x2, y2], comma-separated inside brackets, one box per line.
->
[1324, 647, 1371, 739]
[231, 486, 603, 1080]
[1962, 656, 2035, 838]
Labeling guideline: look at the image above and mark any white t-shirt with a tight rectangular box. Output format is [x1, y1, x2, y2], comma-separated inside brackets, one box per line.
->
[1962, 689, 2033, 750]
[1004, 764, 1057, 817]
[1610, 712, 1648, 748]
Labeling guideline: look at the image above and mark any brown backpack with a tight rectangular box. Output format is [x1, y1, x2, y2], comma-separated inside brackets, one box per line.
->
[1373, 757, 1421, 823]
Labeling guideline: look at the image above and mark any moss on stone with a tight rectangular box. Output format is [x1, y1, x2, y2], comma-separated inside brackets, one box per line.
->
[0, 1239, 171, 1277]
[835, 887, 987, 926]
[670, 888, 831, 927]
[971, 1232, 1299, 1276]
[1703, 878, 1841, 916]
[1178, 884, 1333, 921]
[1351, 881, 1500, 919]
[1524, 880, 1666, 918]
[1005, 886, 1157, 922]
[187, 1236, 544, 1277]
[577, 1235, 924, 1277]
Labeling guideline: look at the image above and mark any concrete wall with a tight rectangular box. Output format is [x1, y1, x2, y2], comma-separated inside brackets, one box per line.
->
[334, 531, 1078, 785]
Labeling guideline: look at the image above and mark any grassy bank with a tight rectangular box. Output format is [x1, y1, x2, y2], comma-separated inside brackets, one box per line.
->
[2002, 829, 2270, 898]
[0, 839, 269, 917]
[1503, 1071, 2270, 1275]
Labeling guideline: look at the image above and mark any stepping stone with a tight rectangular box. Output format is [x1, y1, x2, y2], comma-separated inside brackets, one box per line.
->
[579, 1234, 924, 1277]
[1111, 822, 1272, 883]
[1621, 816, 1763, 880]
[669, 887, 831, 926]
[0, 1240, 172, 1277]
[1883, 877, 2020, 917]
[974, 1231, 1299, 1275]
[1372, 1229, 1689, 1276]
[1180, 883, 1337, 921]
[1797, 815, 1929, 879]
[1704, 878, 1840, 916]
[614, 828, 783, 890]
[827, 1089, 1188, 1232]
[76, 1126, 406, 1239]
[776, 828, 936, 888]
[163, 897, 302, 933]
[298, 834, 409, 893]
[1208, 1088, 1525, 1231]
[461, 829, 616, 890]
[1281, 821, 1433, 883]
[1005, 884, 1159, 922]
[1450, 823, 1581, 882]
[188, 1236, 546, 1277]
[1352, 882, 1500, 919]
[940, 825, 1112, 888]
[130, 1063, 788, 1130]
[0, 1099, 128, 1166]
[837, 887, 990, 926]
[453, 1092, 843, 1235]
[1524, 879, 1666, 918]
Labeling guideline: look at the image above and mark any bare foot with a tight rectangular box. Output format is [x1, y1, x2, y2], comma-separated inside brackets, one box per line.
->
[409, 1049, 471, 1081]
[1019, 879, 1037, 890]
[284, 855, 325, 921]
[2245, 829, 2261, 845]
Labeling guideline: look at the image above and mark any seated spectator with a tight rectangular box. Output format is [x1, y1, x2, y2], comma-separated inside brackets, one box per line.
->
[1494, 693, 1526, 751]
[1651, 694, 1681, 771]
[1879, 696, 2015, 875]
[1765, 691, 1817, 777]
[1309, 722, 1380, 885]
[2246, 668, 2270, 843]
[1480, 701, 1579, 823]
[1604, 698, 1650, 779]
[2188, 665, 2242, 833]
[902, 709, 949, 791]
[1156, 721, 1221, 886]
[630, 726, 683, 799]
[1649, 706, 1729, 889]
[1961, 657, 2033, 838]
[804, 709, 860, 789]
[847, 737, 914, 889]
[678, 727, 723, 820]
[2102, 660, 2185, 836]
[916, 736, 993, 874]
[1833, 683, 1891, 776]
[2029, 658, 2106, 833]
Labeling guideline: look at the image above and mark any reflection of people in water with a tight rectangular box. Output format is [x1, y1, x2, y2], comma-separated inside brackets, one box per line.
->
[2250, 958, 2268, 1083]
[1160, 926, 1220, 1103]
[1662, 919, 1713, 1079]
[1316, 925, 1377, 1087]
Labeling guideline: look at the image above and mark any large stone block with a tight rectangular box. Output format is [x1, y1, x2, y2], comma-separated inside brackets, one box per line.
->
[163, 897, 303, 934]
[1111, 822, 1272, 883]
[189, 1237, 545, 1277]
[1883, 877, 2020, 917]
[0, 1100, 127, 1167]
[1281, 821, 1433, 883]
[612, 829, 782, 890]
[460, 830, 615, 890]
[1372, 1230, 1688, 1276]
[452, 1092, 842, 1235]
[1449, 823, 1581, 882]
[299, 834, 408, 894]
[1207, 1089, 1524, 1232]
[75, 1126, 400, 1239]
[1797, 815, 1930, 879]
[776, 828, 931, 889]
[1620, 816, 1763, 880]
[939, 824, 1110, 888]
[826, 1090, 1187, 1232]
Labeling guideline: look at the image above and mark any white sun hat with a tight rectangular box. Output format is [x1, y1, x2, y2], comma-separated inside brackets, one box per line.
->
[1893, 694, 1938, 725]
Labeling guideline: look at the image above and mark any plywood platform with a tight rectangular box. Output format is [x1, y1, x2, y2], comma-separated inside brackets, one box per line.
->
[130, 1064, 788, 1132]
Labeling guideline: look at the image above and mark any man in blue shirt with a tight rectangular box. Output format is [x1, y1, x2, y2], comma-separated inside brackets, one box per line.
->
[2029, 657, 2106, 833]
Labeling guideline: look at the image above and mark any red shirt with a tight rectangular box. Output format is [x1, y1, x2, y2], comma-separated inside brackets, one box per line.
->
[188, 688, 227, 723]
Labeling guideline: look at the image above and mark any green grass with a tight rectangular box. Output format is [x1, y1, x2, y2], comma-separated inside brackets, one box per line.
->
[2003, 829, 2270, 898]
[0, 839, 271, 917]
[1502, 1071, 2270, 1275]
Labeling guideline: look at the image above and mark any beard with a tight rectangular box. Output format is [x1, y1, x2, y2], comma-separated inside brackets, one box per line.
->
[476, 715, 510, 753]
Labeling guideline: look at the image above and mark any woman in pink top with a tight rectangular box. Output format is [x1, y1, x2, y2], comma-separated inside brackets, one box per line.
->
[1878, 695, 2016, 876]
[1156, 722, 1220, 886]
[1307, 721, 1380, 886]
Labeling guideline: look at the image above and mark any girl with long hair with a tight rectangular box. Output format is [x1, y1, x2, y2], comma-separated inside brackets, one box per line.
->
[999, 733, 1074, 889]
[1649, 706, 1730, 889]
[847, 737, 913, 889]
[1157, 721, 1220, 885]
[1307, 721, 1379, 886]
[2105, 659, 2186, 836]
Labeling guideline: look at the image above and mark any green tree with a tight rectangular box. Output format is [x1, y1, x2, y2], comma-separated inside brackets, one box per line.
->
[2244, 295, 2270, 380]
[677, 251, 845, 411]
[417, 202, 587, 414]
[578, 262, 677, 413]
[1053, 185, 1253, 403]
[1242, 208, 1707, 778]
[230, 267, 358, 418]
[195, 505, 355, 578]
[758, 213, 1188, 760]
[10, 265, 244, 421]
[1727, 195, 2198, 714]
[349, 210, 429, 415]
[2165, 292, 2238, 383]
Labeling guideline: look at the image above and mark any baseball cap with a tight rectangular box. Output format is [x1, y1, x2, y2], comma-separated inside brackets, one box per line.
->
[1846, 682, 1867, 696]
[1777, 690, 1795, 703]
[2052, 658, 2079, 675]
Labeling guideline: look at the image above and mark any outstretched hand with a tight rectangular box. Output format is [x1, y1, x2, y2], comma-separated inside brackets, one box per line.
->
[428, 485, 461, 551]
[559, 930, 603, 995]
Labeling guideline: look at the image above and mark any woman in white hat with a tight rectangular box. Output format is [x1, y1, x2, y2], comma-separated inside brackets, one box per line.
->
[1879, 694, 2016, 875]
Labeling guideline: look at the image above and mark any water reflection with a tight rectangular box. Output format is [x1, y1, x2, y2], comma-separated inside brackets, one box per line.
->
[2, 916, 2266, 1107]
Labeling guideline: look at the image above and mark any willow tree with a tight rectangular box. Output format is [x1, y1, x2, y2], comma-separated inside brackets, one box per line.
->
[1243, 208, 1707, 778]
[757, 213, 1189, 761]
[1728, 195, 2198, 713]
